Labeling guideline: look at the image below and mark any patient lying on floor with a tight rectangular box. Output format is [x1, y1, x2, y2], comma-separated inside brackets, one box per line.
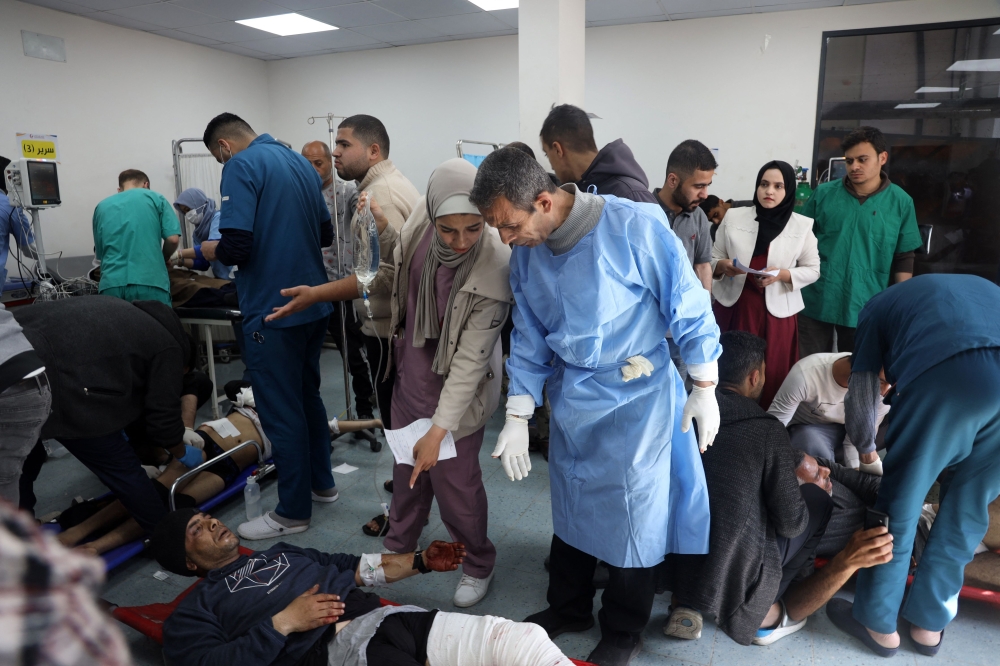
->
[57, 407, 380, 556]
[151, 509, 575, 666]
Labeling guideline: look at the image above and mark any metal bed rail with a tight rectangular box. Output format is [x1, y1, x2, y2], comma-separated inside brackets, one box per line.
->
[169, 439, 273, 511]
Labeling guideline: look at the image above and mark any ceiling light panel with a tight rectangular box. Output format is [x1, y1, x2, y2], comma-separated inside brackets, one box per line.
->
[236, 13, 337, 36]
[915, 87, 959, 93]
[947, 59, 1000, 72]
[895, 103, 941, 109]
[468, 0, 519, 10]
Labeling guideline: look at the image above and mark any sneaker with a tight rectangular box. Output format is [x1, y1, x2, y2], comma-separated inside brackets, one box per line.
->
[237, 512, 309, 540]
[586, 636, 643, 666]
[752, 602, 807, 645]
[311, 488, 339, 503]
[663, 606, 703, 640]
[453, 570, 494, 607]
[524, 608, 595, 638]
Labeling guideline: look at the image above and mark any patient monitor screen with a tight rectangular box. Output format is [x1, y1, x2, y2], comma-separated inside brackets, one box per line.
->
[27, 161, 60, 206]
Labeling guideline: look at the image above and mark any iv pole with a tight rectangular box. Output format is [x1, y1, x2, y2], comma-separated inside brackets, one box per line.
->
[308, 113, 353, 423]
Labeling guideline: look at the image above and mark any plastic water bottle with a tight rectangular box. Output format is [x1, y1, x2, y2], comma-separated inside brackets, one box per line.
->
[244, 476, 262, 521]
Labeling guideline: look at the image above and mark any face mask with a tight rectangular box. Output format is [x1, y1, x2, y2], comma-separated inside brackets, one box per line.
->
[219, 142, 233, 165]
[184, 203, 207, 226]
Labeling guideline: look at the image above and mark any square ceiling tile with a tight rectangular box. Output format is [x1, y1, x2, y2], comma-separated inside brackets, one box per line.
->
[69, 0, 158, 10]
[661, 0, 751, 13]
[22, 0, 99, 14]
[301, 3, 408, 28]
[587, 0, 665, 22]
[170, 0, 289, 21]
[372, 0, 480, 20]
[108, 3, 217, 29]
[178, 21, 272, 43]
[213, 42, 280, 58]
[417, 12, 508, 36]
[352, 19, 446, 42]
[88, 11, 160, 30]
[271, 0, 360, 10]
[241, 27, 382, 54]
[150, 28, 222, 45]
[490, 8, 517, 28]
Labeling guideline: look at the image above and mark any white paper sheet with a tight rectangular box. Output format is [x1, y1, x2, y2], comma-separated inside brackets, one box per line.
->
[384, 418, 457, 467]
[733, 257, 780, 277]
[332, 463, 358, 475]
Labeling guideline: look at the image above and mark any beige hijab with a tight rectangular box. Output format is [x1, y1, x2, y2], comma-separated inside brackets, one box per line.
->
[412, 158, 483, 374]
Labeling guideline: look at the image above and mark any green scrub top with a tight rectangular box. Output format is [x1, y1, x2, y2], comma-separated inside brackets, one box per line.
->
[800, 178, 922, 328]
[93, 188, 180, 295]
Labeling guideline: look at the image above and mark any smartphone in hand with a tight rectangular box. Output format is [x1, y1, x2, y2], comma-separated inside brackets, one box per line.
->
[865, 507, 890, 531]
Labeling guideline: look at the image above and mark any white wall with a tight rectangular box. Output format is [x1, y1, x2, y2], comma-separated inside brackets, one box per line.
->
[266, 36, 519, 195]
[1, 0, 270, 276]
[267, 0, 999, 199]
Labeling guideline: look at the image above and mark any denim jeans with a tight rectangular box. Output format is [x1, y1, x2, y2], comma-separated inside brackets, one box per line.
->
[0, 375, 51, 505]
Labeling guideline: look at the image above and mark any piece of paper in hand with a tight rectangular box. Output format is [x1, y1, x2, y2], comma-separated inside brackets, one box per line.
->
[332, 463, 358, 475]
[384, 419, 457, 467]
[733, 257, 780, 277]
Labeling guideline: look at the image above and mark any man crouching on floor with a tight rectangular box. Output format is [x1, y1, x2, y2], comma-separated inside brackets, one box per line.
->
[151, 509, 576, 666]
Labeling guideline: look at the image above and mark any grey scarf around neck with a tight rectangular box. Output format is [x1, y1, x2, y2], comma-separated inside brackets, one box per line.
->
[412, 159, 482, 375]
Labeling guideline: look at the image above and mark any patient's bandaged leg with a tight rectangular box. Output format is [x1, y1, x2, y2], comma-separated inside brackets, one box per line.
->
[426, 612, 573, 666]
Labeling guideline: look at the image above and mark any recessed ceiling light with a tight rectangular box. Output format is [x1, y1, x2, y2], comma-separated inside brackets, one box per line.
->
[236, 13, 337, 36]
[895, 103, 941, 109]
[915, 86, 959, 93]
[468, 0, 519, 10]
[947, 59, 1000, 72]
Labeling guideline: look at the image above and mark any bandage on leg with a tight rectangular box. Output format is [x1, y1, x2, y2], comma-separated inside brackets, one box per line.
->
[426, 612, 574, 666]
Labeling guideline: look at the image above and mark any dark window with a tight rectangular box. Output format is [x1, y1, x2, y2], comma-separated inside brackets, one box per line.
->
[814, 18, 1000, 281]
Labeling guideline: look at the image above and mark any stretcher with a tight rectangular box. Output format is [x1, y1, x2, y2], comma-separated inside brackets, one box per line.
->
[111, 567, 595, 666]
[51, 439, 273, 572]
[813, 557, 1000, 609]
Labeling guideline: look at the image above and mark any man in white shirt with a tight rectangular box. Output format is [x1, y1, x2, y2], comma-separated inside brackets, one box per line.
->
[767, 353, 890, 474]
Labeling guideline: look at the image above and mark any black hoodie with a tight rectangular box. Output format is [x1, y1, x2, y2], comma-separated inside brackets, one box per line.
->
[577, 138, 658, 204]
[13, 295, 186, 447]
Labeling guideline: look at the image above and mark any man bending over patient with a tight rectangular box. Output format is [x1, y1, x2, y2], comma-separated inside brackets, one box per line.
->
[153, 509, 575, 666]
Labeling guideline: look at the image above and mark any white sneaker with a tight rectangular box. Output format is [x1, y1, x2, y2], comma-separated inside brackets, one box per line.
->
[312, 488, 340, 503]
[238, 512, 309, 540]
[453, 570, 494, 607]
[663, 606, 703, 640]
[752, 602, 807, 645]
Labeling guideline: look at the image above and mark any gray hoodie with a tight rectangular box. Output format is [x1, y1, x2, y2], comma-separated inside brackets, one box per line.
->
[0, 303, 41, 394]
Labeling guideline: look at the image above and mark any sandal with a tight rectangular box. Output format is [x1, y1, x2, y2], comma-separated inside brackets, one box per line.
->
[384, 479, 394, 494]
[362, 513, 390, 537]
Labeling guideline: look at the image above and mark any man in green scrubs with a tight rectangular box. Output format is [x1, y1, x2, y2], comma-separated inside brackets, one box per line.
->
[799, 126, 923, 357]
[93, 169, 180, 307]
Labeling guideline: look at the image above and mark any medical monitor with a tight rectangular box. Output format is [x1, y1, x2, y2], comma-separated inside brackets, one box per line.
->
[24, 160, 60, 207]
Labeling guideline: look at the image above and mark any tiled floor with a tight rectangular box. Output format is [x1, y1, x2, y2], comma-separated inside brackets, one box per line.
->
[34, 347, 1000, 665]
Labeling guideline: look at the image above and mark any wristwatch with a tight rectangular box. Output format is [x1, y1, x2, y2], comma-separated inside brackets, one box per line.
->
[412, 550, 430, 574]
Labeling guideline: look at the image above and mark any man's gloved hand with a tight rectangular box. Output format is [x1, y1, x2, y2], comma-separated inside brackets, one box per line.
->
[859, 457, 884, 476]
[178, 445, 204, 469]
[681, 384, 720, 453]
[168, 250, 182, 267]
[182, 427, 203, 449]
[492, 416, 531, 481]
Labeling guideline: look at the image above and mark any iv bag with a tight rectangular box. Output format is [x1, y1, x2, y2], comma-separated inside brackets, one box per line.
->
[353, 194, 380, 290]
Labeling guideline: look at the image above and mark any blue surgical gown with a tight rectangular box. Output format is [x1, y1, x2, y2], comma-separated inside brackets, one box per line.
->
[192, 210, 233, 280]
[506, 195, 721, 568]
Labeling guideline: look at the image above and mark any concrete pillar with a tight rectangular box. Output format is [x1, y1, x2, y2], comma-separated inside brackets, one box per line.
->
[518, 0, 586, 160]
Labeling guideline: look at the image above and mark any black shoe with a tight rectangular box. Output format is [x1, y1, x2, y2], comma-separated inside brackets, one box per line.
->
[826, 598, 898, 658]
[523, 608, 594, 638]
[586, 636, 643, 666]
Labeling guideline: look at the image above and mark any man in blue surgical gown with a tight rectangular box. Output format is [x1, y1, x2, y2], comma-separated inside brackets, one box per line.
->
[470, 148, 722, 666]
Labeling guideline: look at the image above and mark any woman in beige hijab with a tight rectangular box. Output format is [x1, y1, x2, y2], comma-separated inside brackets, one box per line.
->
[269, 158, 512, 608]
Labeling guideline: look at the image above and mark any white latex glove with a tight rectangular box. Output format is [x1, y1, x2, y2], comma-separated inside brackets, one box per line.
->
[842, 440, 861, 470]
[168, 250, 182, 266]
[182, 427, 204, 449]
[621, 355, 654, 382]
[859, 457, 884, 476]
[681, 384, 720, 453]
[492, 416, 531, 481]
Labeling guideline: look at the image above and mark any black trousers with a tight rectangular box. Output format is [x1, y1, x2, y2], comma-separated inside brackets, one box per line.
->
[774, 483, 834, 601]
[19, 431, 166, 532]
[364, 610, 438, 666]
[547, 534, 656, 644]
[328, 302, 375, 417]
[798, 314, 856, 357]
[363, 334, 395, 430]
